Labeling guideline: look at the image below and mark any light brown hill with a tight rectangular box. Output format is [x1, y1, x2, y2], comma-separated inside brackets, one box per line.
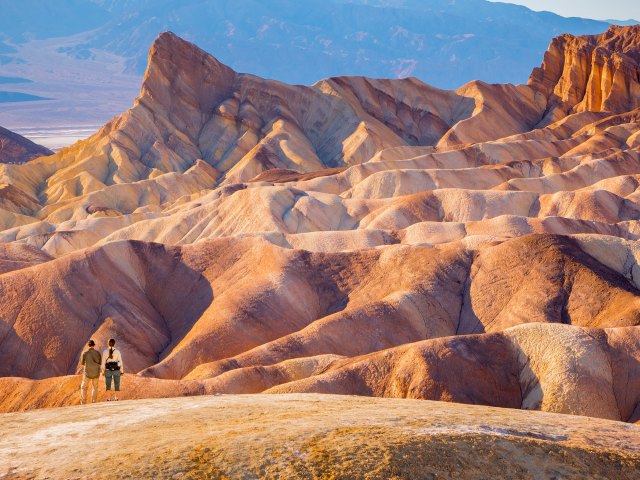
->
[0, 31, 548, 235]
[0, 30, 638, 252]
[268, 324, 639, 422]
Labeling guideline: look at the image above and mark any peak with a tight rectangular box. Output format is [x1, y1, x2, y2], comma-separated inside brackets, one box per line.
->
[598, 24, 640, 54]
[149, 31, 197, 55]
[146, 31, 233, 71]
[137, 31, 236, 131]
[547, 25, 640, 57]
[155, 30, 181, 44]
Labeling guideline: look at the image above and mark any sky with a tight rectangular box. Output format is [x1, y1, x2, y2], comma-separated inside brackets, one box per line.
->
[493, 0, 640, 21]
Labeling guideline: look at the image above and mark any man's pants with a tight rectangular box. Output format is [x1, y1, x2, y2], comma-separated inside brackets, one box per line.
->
[80, 375, 99, 404]
[105, 370, 121, 392]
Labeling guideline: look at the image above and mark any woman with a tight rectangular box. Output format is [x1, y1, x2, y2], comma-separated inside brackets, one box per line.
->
[101, 338, 124, 401]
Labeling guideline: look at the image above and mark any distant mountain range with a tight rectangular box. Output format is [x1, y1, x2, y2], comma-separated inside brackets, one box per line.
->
[0, 0, 635, 134]
[1, 0, 621, 86]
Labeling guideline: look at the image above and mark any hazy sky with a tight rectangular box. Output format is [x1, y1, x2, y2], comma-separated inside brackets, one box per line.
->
[493, 1, 640, 21]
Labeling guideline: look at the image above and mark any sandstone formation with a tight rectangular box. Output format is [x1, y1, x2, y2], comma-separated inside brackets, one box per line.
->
[530, 25, 640, 123]
[0, 25, 639, 426]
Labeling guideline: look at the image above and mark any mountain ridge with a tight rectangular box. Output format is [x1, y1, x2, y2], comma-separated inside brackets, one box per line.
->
[0, 0, 627, 133]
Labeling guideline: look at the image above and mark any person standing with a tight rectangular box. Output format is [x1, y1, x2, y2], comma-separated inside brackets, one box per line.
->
[101, 338, 124, 401]
[80, 339, 102, 404]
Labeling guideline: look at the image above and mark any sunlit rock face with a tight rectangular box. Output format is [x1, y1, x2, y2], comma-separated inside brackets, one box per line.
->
[530, 25, 640, 123]
[1, 27, 640, 424]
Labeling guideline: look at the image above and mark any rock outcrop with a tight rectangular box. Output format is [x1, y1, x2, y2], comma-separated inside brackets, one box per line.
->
[530, 24, 640, 124]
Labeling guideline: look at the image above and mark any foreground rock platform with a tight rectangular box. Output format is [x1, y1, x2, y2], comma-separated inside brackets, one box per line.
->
[0, 394, 638, 479]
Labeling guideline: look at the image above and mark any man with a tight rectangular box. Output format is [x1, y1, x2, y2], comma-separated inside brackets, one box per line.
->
[80, 339, 102, 404]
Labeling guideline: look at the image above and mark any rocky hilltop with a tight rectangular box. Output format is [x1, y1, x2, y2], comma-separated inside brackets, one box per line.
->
[0, 25, 639, 428]
[1, 395, 638, 479]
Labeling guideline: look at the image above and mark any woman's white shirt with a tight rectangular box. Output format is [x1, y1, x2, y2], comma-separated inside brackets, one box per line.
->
[101, 348, 124, 374]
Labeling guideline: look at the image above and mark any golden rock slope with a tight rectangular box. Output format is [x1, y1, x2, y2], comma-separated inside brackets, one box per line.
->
[0, 26, 640, 423]
[1, 395, 638, 480]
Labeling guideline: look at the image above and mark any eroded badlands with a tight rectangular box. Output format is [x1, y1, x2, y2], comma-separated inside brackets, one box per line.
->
[0, 26, 639, 429]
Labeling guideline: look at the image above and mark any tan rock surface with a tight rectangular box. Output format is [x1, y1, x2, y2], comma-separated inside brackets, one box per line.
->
[0, 395, 638, 480]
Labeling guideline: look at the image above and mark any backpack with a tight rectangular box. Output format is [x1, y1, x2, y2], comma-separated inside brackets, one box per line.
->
[105, 360, 120, 371]
[105, 348, 120, 371]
